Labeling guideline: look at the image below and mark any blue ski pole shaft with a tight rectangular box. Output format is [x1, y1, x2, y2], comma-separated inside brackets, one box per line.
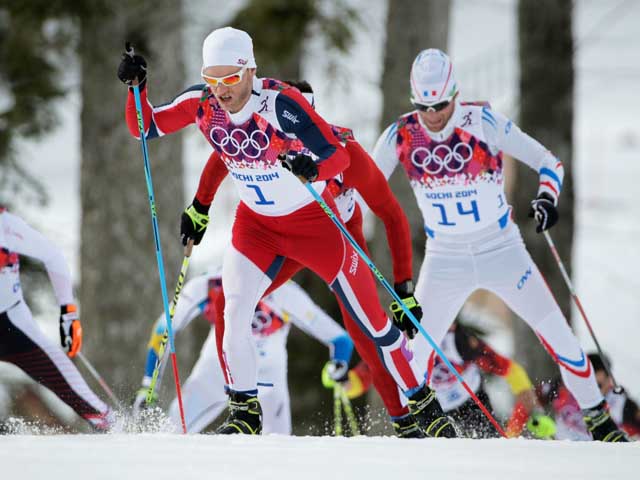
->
[130, 73, 187, 434]
[303, 182, 507, 438]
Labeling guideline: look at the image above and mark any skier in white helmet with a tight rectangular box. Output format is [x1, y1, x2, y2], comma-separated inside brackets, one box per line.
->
[372, 48, 627, 442]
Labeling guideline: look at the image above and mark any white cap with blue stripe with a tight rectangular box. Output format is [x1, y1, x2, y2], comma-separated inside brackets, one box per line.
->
[410, 49, 458, 106]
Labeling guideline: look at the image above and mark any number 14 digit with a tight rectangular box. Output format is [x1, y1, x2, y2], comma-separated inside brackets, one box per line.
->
[432, 200, 480, 225]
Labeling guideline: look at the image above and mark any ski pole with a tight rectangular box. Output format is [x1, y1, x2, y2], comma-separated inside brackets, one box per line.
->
[333, 384, 343, 436]
[147, 336, 169, 402]
[77, 351, 123, 409]
[339, 387, 360, 436]
[147, 240, 194, 403]
[303, 182, 507, 438]
[147, 332, 169, 401]
[540, 229, 621, 391]
[127, 42, 187, 433]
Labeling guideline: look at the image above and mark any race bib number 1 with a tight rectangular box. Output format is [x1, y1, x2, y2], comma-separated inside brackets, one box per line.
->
[247, 184, 275, 206]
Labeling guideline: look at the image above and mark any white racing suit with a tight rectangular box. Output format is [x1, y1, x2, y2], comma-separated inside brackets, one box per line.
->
[372, 100, 603, 410]
[0, 209, 112, 429]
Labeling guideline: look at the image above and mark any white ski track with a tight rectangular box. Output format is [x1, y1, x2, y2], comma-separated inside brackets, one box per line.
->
[1, 434, 637, 480]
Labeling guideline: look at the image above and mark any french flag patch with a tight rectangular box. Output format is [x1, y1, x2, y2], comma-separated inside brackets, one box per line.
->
[423, 90, 437, 97]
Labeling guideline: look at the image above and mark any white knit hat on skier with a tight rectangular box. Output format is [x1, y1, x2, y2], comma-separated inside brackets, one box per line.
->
[202, 27, 257, 69]
[410, 48, 458, 106]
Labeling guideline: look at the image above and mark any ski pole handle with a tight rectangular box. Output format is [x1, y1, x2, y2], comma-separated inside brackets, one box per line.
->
[184, 238, 194, 256]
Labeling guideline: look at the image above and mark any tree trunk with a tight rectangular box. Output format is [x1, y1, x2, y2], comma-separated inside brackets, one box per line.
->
[79, 1, 185, 397]
[369, 0, 451, 432]
[375, 0, 451, 278]
[514, 0, 574, 381]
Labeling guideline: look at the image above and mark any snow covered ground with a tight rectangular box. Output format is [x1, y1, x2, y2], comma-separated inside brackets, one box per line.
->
[1, 435, 638, 480]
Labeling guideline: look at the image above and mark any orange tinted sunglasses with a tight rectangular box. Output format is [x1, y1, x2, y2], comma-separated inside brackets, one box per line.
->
[201, 67, 247, 87]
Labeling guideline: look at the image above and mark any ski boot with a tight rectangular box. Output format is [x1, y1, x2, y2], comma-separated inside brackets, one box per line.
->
[392, 414, 426, 438]
[583, 401, 628, 442]
[407, 384, 457, 438]
[216, 391, 262, 435]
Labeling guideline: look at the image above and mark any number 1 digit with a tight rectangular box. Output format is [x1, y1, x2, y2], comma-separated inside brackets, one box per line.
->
[247, 184, 275, 206]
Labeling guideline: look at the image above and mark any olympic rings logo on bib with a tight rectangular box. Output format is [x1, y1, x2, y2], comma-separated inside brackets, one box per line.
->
[210, 126, 270, 159]
[410, 142, 473, 174]
[251, 310, 273, 333]
[430, 363, 457, 386]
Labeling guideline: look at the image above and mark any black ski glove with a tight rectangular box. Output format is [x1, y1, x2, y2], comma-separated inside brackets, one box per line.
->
[180, 198, 210, 246]
[529, 192, 558, 233]
[117, 42, 147, 87]
[282, 153, 319, 182]
[389, 280, 422, 339]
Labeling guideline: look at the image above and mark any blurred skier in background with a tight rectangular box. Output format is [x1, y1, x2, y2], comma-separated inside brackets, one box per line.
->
[134, 269, 353, 434]
[0, 206, 114, 431]
[343, 319, 556, 439]
[372, 48, 627, 442]
[420, 322, 554, 439]
[537, 353, 640, 441]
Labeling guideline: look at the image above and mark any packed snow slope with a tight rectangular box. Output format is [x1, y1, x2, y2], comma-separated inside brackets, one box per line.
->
[1, 435, 637, 480]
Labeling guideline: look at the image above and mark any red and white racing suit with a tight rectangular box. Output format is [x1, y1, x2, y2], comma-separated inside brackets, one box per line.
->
[125, 78, 424, 395]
